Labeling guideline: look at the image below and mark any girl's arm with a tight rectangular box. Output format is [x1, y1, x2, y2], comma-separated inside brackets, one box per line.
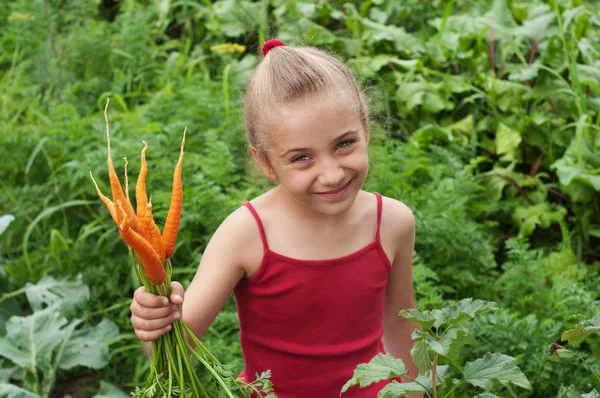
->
[381, 199, 421, 397]
[130, 206, 259, 356]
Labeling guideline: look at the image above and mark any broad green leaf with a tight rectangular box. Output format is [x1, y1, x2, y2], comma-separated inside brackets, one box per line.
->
[464, 353, 531, 390]
[0, 367, 16, 383]
[561, 315, 600, 346]
[515, 11, 555, 39]
[513, 203, 568, 237]
[508, 61, 541, 82]
[376, 381, 428, 397]
[0, 309, 117, 377]
[445, 298, 499, 325]
[551, 136, 600, 200]
[410, 338, 431, 374]
[60, 317, 119, 370]
[0, 215, 15, 236]
[0, 384, 41, 398]
[279, 18, 337, 46]
[495, 123, 521, 162]
[400, 308, 446, 329]
[0, 308, 67, 370]
[348, 55, 396, 78]
[557, 386, 600, 398]
[92, 381, 130, 398]
[360, 19, 423, 56]
[25, 274, 90, 314]
[207, 0, 262, 37]
[548, 345, 578, 361]
[474, 394, 500, 398]
[341, 353, 407, 393]
[428, 327, 476, 362]
[442, 115, 474, 139]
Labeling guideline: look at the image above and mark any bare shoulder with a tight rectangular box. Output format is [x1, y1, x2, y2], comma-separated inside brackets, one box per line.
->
[381, 195, 415, 232]
[378, 195, 415, 263]
[207, 204, 264, 275]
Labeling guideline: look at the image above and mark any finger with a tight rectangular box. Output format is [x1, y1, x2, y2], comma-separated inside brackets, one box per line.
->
[134, 324, 173, 342]
[133, 286, 170, 308]
[170, 281, 184, 305]
[131, 311, 180, 333]
[130, 298, 177, 320]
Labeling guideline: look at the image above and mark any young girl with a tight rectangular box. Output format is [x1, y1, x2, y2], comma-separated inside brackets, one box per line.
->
[130, 40, 420, 398]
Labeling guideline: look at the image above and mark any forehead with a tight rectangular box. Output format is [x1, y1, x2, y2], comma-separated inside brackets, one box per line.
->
[272, 94, 363, 148]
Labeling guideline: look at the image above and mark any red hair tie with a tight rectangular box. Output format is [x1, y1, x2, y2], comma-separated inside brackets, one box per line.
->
[262, 39, 285, 56]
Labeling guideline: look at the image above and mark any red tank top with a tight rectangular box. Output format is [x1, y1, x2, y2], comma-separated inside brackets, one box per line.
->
[234, 192, 400, 397]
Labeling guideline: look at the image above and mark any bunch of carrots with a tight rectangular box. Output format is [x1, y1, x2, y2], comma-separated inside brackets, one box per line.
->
[90, 99, 253, 398]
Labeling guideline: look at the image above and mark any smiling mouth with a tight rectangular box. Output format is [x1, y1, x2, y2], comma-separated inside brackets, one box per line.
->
[316, 179, 352, 195]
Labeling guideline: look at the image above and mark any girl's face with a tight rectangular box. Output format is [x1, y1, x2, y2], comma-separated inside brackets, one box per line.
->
[259, 93, 369, 216]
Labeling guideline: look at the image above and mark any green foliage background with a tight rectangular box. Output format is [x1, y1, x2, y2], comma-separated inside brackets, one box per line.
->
[0, 0, 599, 396]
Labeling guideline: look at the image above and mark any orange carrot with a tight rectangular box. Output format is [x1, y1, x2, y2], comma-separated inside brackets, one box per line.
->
[104, 98, 139, 232]
[117, 201, 165, 285]
[145, 198, 166, 265]
[162, 128, 186, 258]
[89, 171, 119, 226]
[136, 141, 149, 218]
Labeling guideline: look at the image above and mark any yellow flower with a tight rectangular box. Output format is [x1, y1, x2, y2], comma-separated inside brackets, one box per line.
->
[8, 12, 35, 21]
[210, 43, 246, 55]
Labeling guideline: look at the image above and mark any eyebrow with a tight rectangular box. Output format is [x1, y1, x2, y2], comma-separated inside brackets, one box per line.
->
[278, 130, 360, 158]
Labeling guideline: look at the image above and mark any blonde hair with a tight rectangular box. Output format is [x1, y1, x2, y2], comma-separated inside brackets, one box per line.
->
[244, 45, 369, 164]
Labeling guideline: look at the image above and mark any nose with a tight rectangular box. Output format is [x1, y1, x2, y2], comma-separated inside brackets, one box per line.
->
[317, 156, 345, 187]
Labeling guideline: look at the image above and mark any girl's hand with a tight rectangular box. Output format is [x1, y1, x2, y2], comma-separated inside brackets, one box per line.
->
[130, 281, 185, 342]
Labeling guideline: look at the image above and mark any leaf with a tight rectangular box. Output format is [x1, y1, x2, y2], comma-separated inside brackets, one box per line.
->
[0, 309, 117, 379]
[508, 61, 542, 82]
[92, 381, 130, 398]
[474, 394, 501, 398]
[428, 327, 476, 362]
[514, 11, 555, 39]
[464, 353, 531, 390]
[561, 315, 600, 346]
[0, 308, 68, 370]
[341, 353, 407, 393]
[207, 0, 262, 38]
[60, 317, 119, 370]
[513, 203, 568, 237]
[25, 274, 90, 314]
[0, 384, 41, 398]
[557, 386, 600, 398]
[348, 55, 396, 78]
[0, 367, 16, 383]
[410, 338, 431, 374]
[22, 200, 95, 266]
[400, 308, 445, 329]
[551, 135, 600, 199]
[376, 381, 428, 397]
[495, 122, 521, 162]
[0, 215, 15, 236]
[444, 298, 499, 325]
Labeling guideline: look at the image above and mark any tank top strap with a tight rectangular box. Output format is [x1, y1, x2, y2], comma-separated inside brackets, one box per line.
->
[242, 202, 269, 253]
[374, 192, 383, 242]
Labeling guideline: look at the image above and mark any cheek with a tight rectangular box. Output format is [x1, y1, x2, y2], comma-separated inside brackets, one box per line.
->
[282, 169, 315, 190]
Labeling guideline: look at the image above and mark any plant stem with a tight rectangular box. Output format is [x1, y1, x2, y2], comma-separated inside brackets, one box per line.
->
[575, 353, 600, 383]
[432, 352, 438, 398]
[441, 380, 464, 398]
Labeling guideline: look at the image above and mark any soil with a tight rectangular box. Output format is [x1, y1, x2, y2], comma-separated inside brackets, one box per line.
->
[52, 374, 100, 398]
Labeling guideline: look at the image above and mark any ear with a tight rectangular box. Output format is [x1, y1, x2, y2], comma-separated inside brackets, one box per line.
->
[249, 145, 278, 181]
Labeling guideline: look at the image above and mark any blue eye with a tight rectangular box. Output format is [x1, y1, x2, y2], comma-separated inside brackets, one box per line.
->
[292, 155, 310, 163]
[336, 140, 354, 149]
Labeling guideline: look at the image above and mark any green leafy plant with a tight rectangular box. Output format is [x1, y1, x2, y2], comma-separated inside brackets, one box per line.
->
[342, 298, 531, 397]
[0, 275, 118, 398]
[549, 314, 600, 397]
